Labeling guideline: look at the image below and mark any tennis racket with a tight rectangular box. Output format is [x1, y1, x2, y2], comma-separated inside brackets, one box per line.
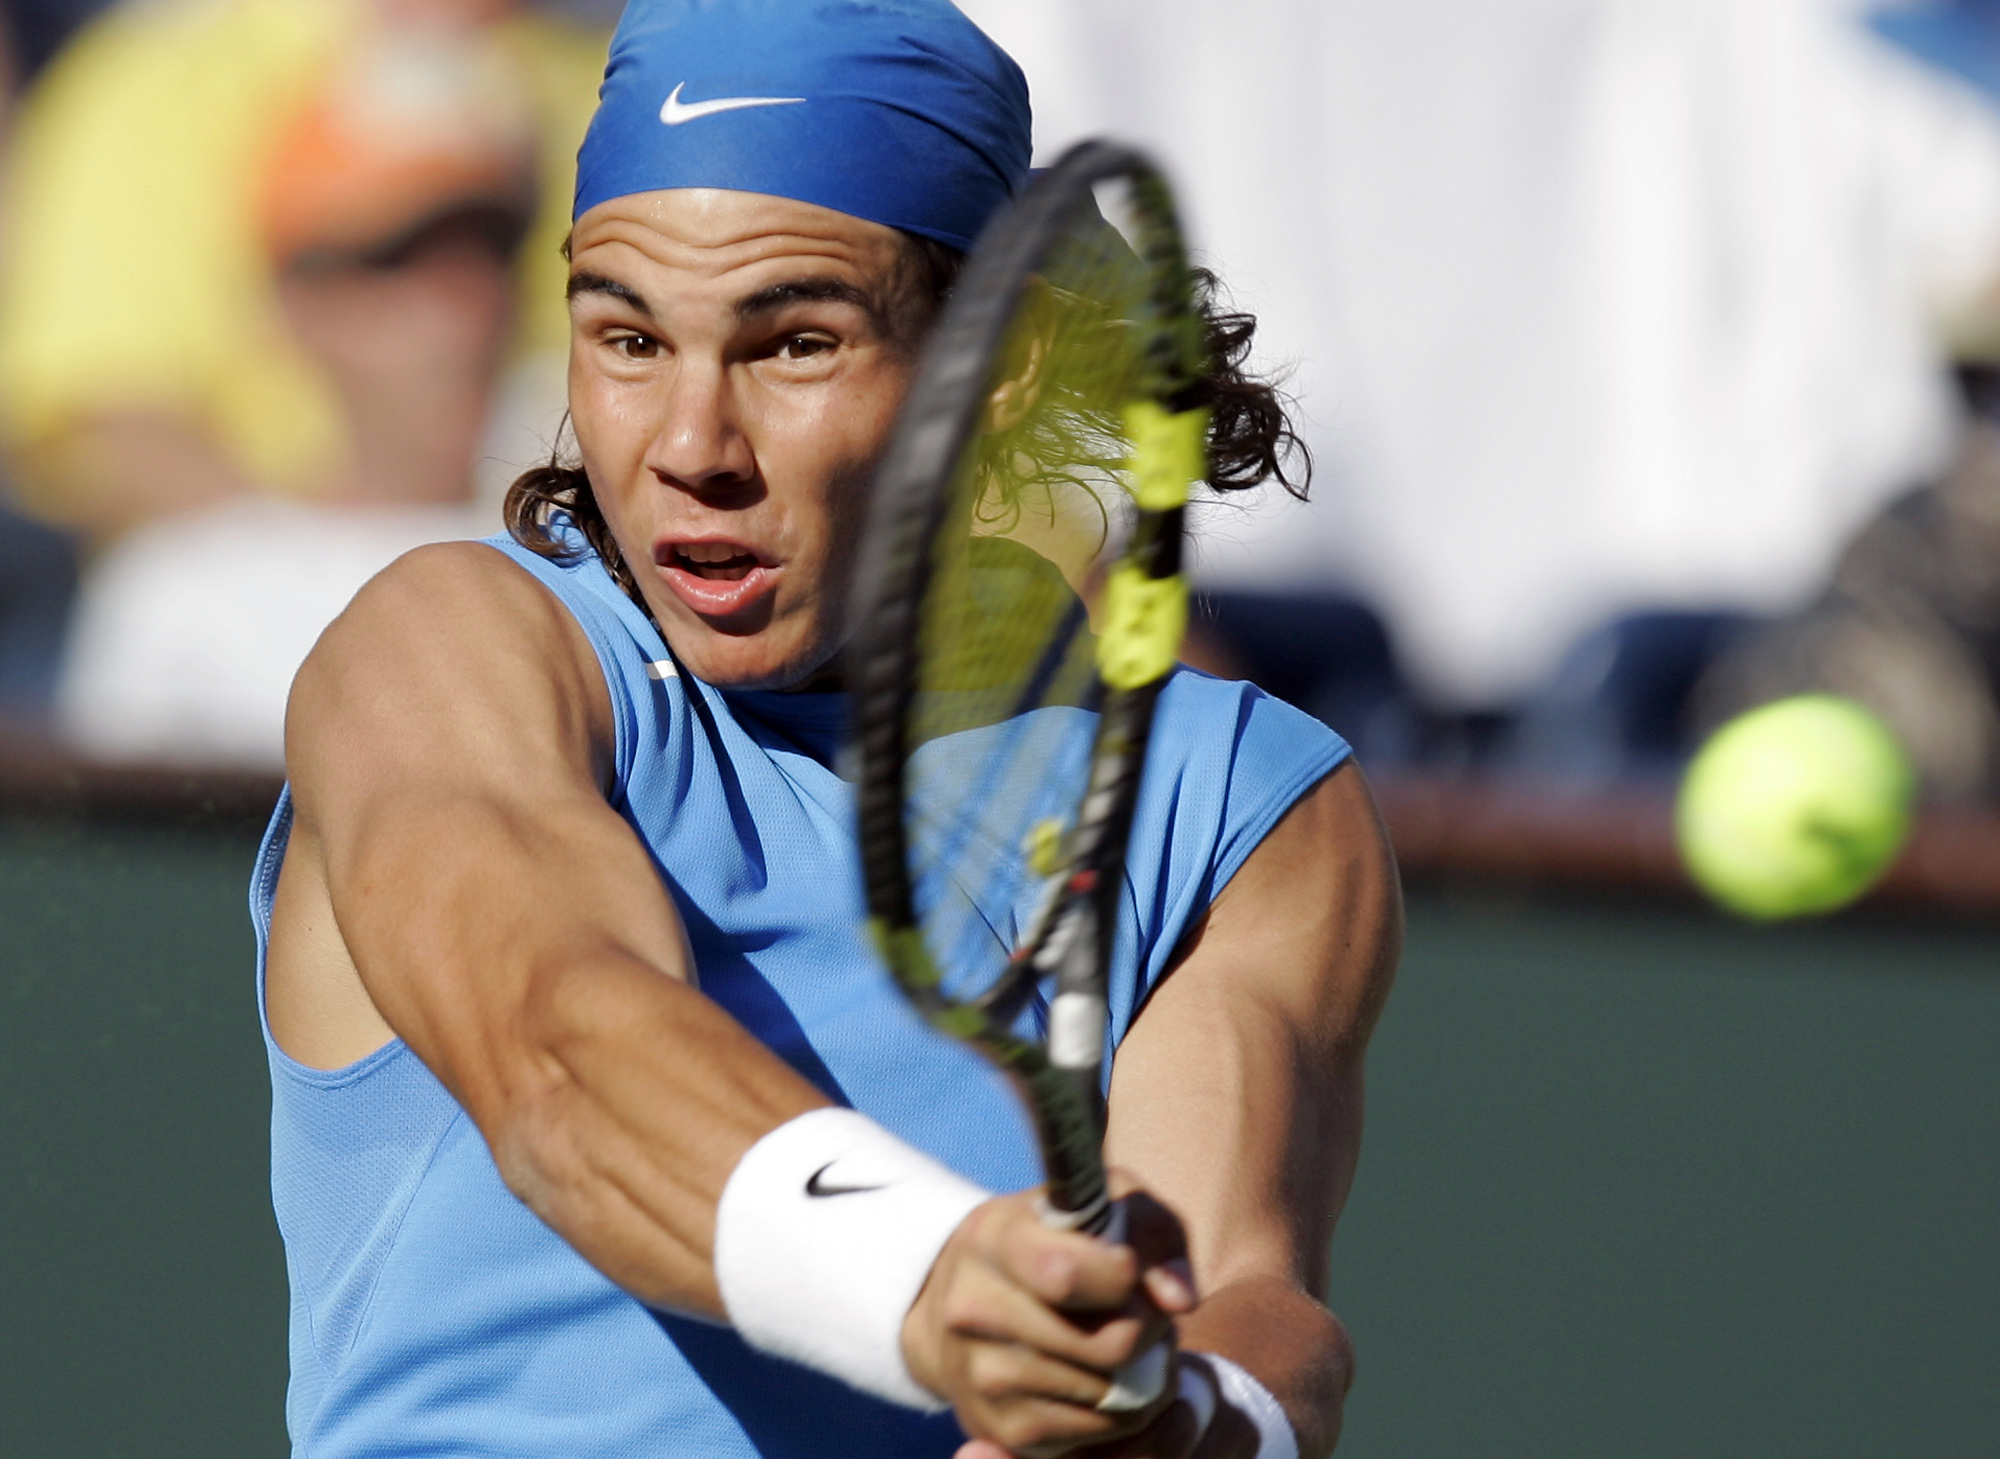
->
[848, 140, 1208, 1412]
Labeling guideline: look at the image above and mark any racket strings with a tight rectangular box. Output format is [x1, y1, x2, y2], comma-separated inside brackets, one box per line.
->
[901, 203, 1156, 1020]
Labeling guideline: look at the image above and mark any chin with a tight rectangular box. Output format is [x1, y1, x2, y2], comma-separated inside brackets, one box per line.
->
[670, 631, 837, 692]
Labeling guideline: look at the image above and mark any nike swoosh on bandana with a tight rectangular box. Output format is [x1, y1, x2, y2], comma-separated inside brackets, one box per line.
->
[659, 81, 806, 127]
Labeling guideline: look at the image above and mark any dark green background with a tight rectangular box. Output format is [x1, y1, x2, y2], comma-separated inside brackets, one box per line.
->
[2, 817, 1996, 1456]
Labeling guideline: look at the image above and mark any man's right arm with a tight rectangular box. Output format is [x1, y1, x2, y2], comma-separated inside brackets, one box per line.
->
[276, 543, 1178, 1432]
[276, 541, 829, 1317]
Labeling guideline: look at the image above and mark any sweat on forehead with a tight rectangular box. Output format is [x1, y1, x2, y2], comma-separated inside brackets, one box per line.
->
[573, 0, 1032, 253]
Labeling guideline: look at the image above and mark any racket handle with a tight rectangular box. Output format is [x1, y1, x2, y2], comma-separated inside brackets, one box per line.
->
[1035, 1194, 1174, 1412]
[1098, 1339, 1172, 1413]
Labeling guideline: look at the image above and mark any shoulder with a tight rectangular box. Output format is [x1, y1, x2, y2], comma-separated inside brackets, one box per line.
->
[1189, 758, 1401, 1037]
[323, 539, 582, 644]
[1158, 665, 1344, 739]
[289, 541, 614, 788]
[305, 538, 597, 678]
[1113, 669, 1354, 992]
[1151, 667, 1352, 810]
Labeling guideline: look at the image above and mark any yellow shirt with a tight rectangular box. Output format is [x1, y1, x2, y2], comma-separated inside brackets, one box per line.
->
[0, 0, 604, 516]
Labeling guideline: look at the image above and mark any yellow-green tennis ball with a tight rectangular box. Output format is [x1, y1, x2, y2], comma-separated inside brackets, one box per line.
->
[1677, 694, 1914, 920]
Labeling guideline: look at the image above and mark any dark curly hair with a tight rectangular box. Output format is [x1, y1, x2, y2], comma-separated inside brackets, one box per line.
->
[504, 232, 1311, 598]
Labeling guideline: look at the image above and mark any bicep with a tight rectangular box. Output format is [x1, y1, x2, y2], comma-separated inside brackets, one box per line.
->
[1104, 761, 1401, 1293]
[285, 543, 692, 1116]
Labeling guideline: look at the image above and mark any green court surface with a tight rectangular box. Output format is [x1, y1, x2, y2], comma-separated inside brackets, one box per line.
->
[1330, 893, 2000, 1458]
[2, 816, 1996, 1457]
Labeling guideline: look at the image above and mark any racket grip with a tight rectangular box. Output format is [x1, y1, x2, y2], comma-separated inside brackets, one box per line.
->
[1098, 1339, 1172, 1413]
[1035, 1195, 1174, 1413]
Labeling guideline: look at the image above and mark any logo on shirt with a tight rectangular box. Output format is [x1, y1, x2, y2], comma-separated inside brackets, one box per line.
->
[805, 1161, 887, 1198]
[659, 82, 806, 127]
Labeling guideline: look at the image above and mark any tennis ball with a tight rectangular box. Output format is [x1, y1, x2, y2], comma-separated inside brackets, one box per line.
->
[1677, 694, 1914, 920]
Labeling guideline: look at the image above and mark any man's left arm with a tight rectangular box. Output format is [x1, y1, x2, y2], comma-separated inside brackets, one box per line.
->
[1106, 758, 1402, 1458]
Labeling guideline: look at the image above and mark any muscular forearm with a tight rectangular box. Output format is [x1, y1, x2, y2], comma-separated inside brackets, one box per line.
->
[1087, 765, 1396, 1459]
[485, 942, 829, 1315]
[1178, 1277, 1351, 1459]
[324, 790, 828, 1317]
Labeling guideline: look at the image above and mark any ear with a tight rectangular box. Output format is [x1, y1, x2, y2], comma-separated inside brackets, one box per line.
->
[982, 277, 1056, 433]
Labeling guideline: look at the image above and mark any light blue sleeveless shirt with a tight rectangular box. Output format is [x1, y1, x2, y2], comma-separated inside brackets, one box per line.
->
[252, 533, 1349, 1457]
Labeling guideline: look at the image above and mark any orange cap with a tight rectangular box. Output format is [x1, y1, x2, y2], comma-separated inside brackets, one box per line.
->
[260, 27, 536, 266]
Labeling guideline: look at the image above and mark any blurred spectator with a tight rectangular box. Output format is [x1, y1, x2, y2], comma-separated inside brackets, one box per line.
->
[1, 0, 113, 82]
[1685, 5, 2000, 800]
[0, 6, 70, 740]
[0, 0, 605, 765]
[960, 0, 2000, 758]
[1695, 394, 2000, 798]
[1510, 610, 1758, 783]
[0, 497, 74, 731]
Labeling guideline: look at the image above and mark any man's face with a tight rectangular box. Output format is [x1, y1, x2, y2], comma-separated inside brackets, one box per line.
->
[567, 188, 933, 689]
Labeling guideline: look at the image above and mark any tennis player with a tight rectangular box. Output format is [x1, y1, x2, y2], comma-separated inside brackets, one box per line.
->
[257, 2, 1399, 1456]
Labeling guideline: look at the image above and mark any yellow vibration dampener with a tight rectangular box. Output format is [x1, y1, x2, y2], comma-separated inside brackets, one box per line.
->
[1097, 564, 1188, 690]
[1123, 401, 1208, 511]
[1025, 818, 1068, 878]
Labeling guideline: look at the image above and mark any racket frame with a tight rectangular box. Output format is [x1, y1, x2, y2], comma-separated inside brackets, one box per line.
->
[850, 140, 1209, 1235]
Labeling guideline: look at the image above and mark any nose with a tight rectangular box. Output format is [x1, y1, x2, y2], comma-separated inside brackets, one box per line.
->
[643, 355, 757, 499]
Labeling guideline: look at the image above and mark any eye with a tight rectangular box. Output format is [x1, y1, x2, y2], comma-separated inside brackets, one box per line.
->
[611, 332, 660, 360]
[776, 333, 837, 362]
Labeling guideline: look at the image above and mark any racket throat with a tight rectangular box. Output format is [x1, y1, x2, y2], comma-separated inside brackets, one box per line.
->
[1022, 1058, 1111, 1224]
[1047, 987, 1110, 1072]
[1026, 691, 1158, 1221]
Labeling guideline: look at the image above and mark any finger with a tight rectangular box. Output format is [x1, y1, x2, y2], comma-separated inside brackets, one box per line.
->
[969, 1387, 1135, 1459]
[965, 1335, 1117, 1410]
[944, 1260, 1167, 1374]
[1142, 1264, 1195, 1313]
[1045, 1392, 1206, 1459]
[954, 1445, 1011, 1459]
[1114, 1190, 1197, 1313]
[998, 1210, 1142, 1311]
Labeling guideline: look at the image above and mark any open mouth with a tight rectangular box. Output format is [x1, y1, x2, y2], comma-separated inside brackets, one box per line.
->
[670, 542, 763, 581]
[656, 539, 780, 618]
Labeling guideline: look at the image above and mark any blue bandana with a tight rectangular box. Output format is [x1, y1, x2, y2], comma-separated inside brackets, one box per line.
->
[573, 0, 1033, 252]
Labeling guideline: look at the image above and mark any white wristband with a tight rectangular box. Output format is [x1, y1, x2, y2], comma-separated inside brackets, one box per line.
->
[713, 1107, 990, 1410]
[1184, 1353, 1300, 1459]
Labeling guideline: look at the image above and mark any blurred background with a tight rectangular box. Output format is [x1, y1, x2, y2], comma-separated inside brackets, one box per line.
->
[1, 0, 1996, 1454]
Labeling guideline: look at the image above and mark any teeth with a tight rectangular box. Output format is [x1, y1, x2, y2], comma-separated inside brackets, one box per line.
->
[680, 542, 751, 565]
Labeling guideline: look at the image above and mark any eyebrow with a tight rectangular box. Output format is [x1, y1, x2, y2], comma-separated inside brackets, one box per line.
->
[567, 271, 652, 317]
[734, 276, 884, 324]
[565, 270, 891, 329]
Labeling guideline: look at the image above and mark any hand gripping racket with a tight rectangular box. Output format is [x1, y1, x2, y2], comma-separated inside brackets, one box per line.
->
[849, 140, 1208, 1414]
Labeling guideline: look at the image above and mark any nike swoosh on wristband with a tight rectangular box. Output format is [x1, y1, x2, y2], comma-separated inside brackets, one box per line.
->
[659, 81, 806, 127]
[805, 1161, 888, 1198]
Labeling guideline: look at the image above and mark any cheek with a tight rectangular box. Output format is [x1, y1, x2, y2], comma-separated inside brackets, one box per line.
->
[759, 362, 912, 517]
[849, 358, 916, 443]
[567, 354, 648, 485]
[565, 352, 654, 546]
[791, 375, 907, 614]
